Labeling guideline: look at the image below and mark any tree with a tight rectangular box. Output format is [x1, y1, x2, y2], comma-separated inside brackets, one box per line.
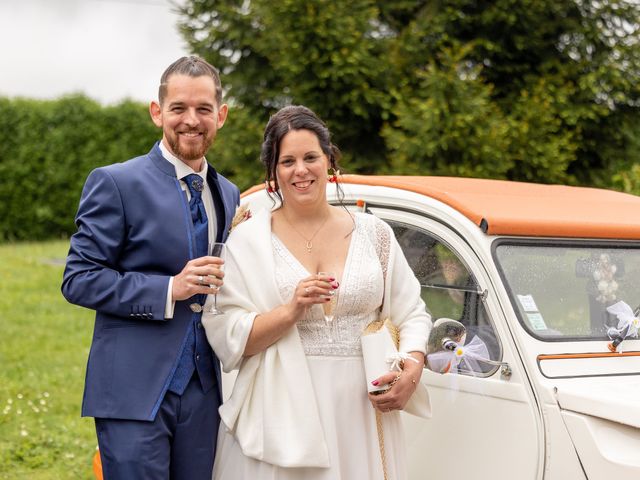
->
[177, 0, 640, 191]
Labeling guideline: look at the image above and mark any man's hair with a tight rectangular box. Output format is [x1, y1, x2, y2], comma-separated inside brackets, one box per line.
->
[158, 56, 223, 106]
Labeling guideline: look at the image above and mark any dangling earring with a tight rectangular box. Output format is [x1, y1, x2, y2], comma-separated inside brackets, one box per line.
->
[328, 168, 340, 183]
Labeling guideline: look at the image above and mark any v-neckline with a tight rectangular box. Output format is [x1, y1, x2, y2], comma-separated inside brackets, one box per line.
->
[271, 215, 359, 285]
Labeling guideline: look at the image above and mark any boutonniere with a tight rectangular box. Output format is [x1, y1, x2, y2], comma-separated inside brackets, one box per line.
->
[229, 204, 252, 233]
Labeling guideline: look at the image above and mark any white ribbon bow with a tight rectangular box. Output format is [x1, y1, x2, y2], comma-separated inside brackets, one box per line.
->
[450, 335, 491, 371]
[427, 335, 491, 374]
[386, 351, 419, 372]
[606, 301, 640, 339]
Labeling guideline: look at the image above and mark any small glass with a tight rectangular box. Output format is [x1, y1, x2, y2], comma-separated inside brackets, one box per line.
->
[318, 271, 338, 323]
[208, 242, 226, 315]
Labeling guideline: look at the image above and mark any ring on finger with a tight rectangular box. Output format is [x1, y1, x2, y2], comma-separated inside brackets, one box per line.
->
[198, 275, 204, 284]
[304, 287, 311, 296]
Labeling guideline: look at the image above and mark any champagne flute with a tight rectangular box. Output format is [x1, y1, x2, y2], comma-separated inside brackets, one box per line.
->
[208, 242, 226, 315]
[318, 271, 338, 323]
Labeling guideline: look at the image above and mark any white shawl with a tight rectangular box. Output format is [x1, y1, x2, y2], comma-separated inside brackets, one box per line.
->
[202, 208, 431, 468]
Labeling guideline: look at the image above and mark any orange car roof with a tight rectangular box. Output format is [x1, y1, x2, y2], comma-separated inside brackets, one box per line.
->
[243, 175, 640, 240]
[344, 175, 640, 240]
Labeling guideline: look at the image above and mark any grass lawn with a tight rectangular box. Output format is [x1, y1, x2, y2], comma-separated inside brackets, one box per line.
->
[0, 240, 96, 479]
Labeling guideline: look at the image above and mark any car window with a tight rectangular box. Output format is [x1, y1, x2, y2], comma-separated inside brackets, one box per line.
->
[495, 242, 640, 340]
[388, 220, 502, 374]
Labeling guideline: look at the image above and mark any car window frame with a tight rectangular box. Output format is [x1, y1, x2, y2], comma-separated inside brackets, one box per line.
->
[360, 203, 505, 377]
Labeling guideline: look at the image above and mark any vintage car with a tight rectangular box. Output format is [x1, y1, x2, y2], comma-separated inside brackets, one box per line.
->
[241, 175, 640, 480]
[92, 175, 640, 480]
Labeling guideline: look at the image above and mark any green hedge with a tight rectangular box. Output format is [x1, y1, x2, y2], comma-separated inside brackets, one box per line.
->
[1, 93, 638, 242]
[0, 96, 159, 241]
[0, 95, 269, 242]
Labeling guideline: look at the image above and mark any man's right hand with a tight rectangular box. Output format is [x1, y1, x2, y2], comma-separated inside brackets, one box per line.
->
[172, 256, 225, 302]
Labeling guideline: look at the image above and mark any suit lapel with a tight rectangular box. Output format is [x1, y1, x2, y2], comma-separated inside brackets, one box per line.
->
[146, 143, 197, 262]
[206, 166, 228, 242]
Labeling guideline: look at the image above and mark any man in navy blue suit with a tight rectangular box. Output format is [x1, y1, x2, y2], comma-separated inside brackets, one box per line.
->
[62, 56, 240, 479]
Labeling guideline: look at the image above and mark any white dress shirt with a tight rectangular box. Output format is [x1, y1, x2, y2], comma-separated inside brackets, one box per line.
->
[160, 141, 218, 318]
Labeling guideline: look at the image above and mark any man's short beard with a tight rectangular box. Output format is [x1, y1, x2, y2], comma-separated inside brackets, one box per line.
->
[169, 132, 214, 162]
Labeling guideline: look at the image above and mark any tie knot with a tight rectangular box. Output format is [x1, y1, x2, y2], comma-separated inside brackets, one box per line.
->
[183, 174, 204, 198]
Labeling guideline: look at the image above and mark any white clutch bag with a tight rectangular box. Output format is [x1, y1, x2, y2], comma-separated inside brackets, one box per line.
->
[361, 318, 432, 418]
[361, 319, 401, 393]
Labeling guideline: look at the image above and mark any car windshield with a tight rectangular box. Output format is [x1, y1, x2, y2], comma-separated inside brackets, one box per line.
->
[494, 242, 640, 340]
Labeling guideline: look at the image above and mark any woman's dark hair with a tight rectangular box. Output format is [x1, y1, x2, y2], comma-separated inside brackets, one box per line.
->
[261, 105, 343, 205]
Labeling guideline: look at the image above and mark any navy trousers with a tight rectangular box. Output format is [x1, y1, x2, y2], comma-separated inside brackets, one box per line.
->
[95, 374, 220, 480]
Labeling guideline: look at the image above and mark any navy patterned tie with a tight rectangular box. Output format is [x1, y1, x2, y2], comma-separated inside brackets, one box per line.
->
[167, 173, 211, 395]
[183, 174, 208, 259]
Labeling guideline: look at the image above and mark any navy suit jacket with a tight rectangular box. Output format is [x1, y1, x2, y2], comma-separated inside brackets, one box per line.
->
[62, 143, 240, 421]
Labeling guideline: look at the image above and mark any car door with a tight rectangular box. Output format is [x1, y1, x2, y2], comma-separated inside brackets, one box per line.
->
[371, 206, 544, 480]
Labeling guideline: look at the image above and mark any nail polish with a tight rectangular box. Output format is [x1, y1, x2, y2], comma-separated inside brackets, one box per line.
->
[372, 380, 379, 386]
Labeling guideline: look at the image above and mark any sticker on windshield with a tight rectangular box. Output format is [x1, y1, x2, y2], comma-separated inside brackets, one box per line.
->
[527, 312, 548, 331]
[517, 294, 539, 312]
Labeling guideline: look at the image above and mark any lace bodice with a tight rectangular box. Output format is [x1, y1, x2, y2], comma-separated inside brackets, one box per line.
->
[272, 214, 385, 356]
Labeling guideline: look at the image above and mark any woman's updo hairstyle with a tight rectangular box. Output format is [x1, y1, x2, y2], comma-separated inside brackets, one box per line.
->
[261, 105, 341, 204]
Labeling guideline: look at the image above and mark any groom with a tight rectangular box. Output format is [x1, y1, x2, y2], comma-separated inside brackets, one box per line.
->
[62, 56, 239, 479]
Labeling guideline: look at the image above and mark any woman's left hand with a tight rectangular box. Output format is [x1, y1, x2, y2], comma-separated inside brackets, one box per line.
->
[368, 352, 424, 413]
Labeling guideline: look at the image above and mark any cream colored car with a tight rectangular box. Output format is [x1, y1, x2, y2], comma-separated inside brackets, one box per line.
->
[242, 175, 640, 480]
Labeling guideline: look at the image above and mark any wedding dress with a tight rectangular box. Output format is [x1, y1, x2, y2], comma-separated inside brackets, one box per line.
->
[212, 214, 425, 480]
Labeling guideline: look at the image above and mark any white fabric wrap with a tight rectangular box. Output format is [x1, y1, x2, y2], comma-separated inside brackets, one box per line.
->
[202, 208, 330, 467]
[202, 208, 432, 467]
[376, 219, 433, 419]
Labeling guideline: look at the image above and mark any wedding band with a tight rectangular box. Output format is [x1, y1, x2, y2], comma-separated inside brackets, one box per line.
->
[412, 379, 416, 385]
[304, 287, 310, 295]
[198, 275, 204, 284]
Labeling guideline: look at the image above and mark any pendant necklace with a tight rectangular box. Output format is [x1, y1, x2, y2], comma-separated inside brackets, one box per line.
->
[282, 210, 331, 253]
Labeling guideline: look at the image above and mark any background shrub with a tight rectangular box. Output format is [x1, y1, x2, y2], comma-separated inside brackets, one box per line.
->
[0, 96, 158, 241]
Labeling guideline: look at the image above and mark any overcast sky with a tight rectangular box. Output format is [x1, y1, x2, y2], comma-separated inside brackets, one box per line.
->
[0, 0, 190, 104]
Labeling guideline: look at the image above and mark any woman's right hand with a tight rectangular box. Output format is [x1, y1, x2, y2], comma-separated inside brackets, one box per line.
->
[243, 273, 340, 356]
[285, 273, 339, 321]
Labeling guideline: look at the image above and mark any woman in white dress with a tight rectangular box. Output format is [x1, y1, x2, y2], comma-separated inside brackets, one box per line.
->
[203, 105, 431, 480]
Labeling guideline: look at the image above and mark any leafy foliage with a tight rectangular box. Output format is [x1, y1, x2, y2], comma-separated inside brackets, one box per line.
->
[0, 96, 160, 240]
[177, 0, 640, 190]
[0, 95, 253, 240]
[3, 1, 640, 242]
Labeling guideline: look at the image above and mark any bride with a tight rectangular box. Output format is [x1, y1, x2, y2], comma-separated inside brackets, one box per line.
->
[203, 105, 431, 479]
